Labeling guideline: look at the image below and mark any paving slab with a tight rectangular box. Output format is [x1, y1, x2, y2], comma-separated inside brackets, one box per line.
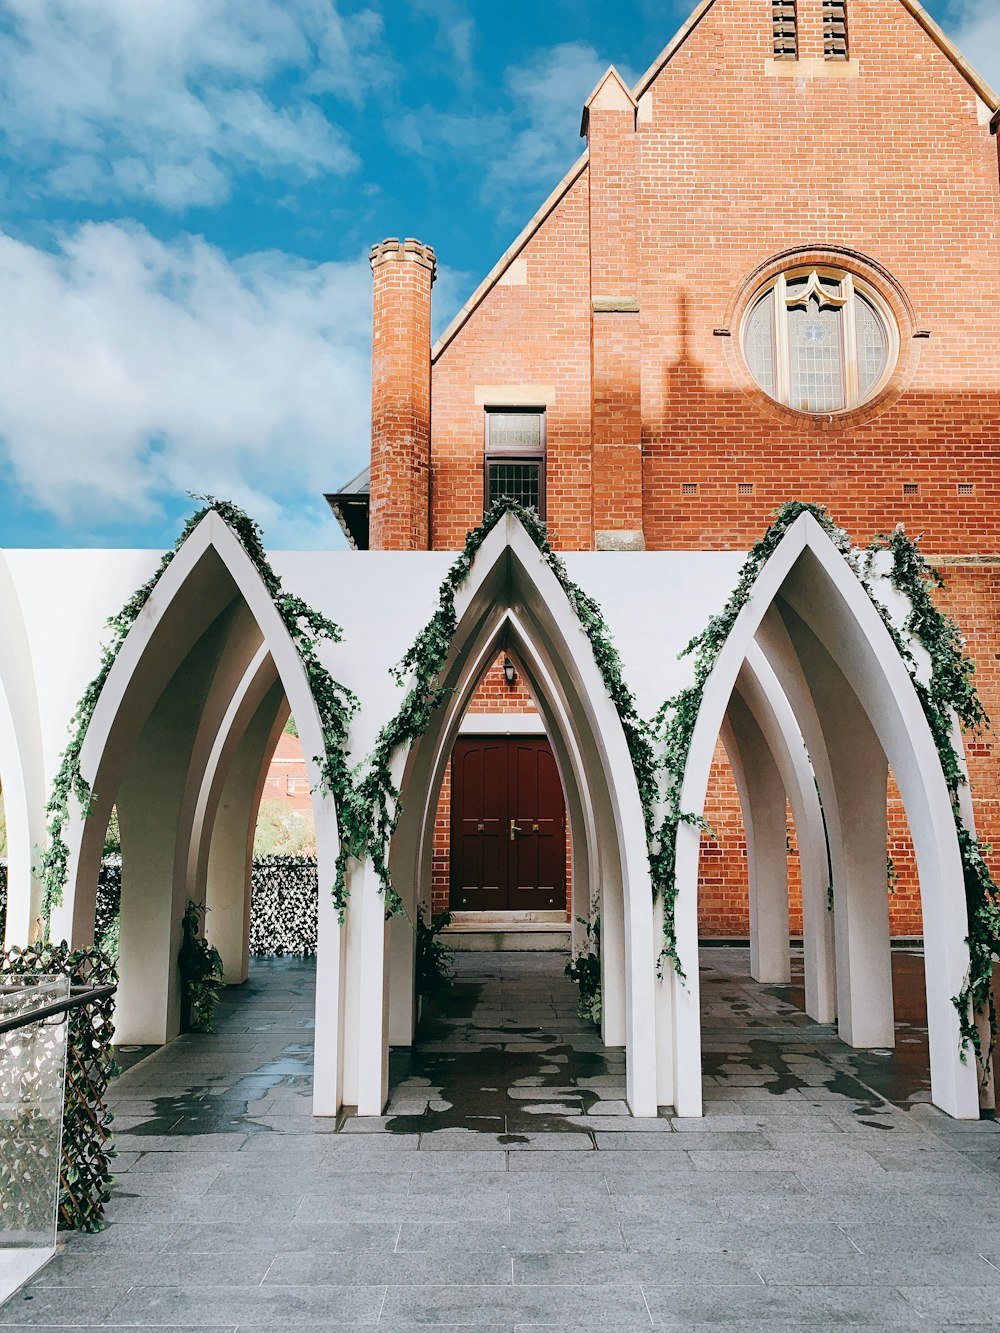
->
[6, 947, 996, 1331]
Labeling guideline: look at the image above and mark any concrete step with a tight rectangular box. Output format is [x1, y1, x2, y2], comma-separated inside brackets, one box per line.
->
[443, 912, 571, 953]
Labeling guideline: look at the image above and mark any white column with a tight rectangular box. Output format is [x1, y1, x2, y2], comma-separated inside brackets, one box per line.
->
[204, 685, 284, 984]
[779, 605, 894, 1049]
[311, 859, 343, 1117]
[671, 817, 704, 1117]
[355, 859, 390, 1116]
[724, 699, 791, 985]
[739, 645, 836, 1023]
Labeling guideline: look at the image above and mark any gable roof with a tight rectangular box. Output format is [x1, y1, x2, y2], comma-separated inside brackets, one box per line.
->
[431, 152, 589, 361]
[634, 0, 999, 108]
[433, 0, 998, 364]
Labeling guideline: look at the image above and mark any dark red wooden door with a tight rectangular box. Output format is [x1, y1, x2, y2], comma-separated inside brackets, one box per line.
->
[450, 737, 566, 912]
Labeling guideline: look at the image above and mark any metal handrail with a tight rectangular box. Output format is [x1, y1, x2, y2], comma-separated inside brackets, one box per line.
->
[0, 983, 117, 1036]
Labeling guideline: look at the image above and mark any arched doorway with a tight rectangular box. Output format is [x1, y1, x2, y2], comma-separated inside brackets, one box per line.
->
[49, 513, 344, 1116]
[343, 512, 657, 1117]
[667, 511, 979, 1119]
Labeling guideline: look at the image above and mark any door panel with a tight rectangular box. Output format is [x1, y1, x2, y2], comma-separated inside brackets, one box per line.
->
[451, 739, 507, 911]
[450, 737, 566, 912]
[509, 740, 566, 911]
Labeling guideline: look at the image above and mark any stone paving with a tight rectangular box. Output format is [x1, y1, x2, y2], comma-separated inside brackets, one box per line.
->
[4, 946, 1000, 1329]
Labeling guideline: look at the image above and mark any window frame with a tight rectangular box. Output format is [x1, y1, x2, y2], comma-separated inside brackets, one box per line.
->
[741, 265, 898, 414]
[483, 407, 547, 519]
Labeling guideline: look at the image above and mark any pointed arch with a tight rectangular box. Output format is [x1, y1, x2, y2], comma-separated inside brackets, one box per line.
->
[186, 643, 288, 984]
[735, 642, 836, 1023]
[670, 511, 978, 1118]
[345, 512, 658, 1117]
[49, 512, 343, 1113]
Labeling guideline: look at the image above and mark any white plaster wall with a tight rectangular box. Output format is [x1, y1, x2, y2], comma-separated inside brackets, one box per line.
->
[1, 548, 750, 786]
[3, 551, 161, 787]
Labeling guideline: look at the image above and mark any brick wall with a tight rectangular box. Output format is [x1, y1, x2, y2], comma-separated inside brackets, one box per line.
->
[371, 0, 1000, 937]
[261, 732, 311, 812]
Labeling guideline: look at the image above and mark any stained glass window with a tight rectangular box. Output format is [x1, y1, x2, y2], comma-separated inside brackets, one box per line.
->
[788, 299, 845, 412]
[856, 295, 889, 399]
[744, 290, 776, 398]
[741, 267, 894, 413]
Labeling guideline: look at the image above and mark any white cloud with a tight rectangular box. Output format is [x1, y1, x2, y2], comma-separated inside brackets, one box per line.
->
[0, 222, 377, 546]
[405, 0, 476, 85]
[481, 43, 610, 208]
[0, 0, 384, 208]
[945, 0, 1000, 94]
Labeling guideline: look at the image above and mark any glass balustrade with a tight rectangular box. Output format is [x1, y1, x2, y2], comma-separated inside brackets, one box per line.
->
[0, 976, 70, 1303]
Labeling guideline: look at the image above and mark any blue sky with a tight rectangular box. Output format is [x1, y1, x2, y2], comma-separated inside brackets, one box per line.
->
[0, 0, 995, 550]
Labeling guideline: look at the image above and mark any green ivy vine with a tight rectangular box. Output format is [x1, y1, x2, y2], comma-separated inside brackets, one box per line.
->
[651, 501, 854, 972]
[566, 914, 602, 1026]
[39, 496, 359, 925]
[414, 905, 455, 1003]
[871, 526, 997, 1080]
[350, 498, 660, 924]
[35, 493, 998, 1080]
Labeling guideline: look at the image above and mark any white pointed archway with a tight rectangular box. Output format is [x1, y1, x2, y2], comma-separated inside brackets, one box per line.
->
[187, 644, 289, 984]
[342, 513, 659, 1118]
[48, 513, 344, 1115]
[0, 556, 46, 946]
[667, 512, 979, 1119]
[731, 643, 836, 1024]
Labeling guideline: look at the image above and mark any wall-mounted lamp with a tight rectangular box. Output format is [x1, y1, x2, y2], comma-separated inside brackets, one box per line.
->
[502, 656, 517, 688]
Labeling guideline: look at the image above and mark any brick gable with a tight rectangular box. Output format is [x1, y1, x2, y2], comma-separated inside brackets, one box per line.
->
[368, 0, 1000, 938]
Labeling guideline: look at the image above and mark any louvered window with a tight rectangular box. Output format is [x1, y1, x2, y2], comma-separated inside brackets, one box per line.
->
[484, 409, 546, 518]
[823, 0, 848, 58]
[773, 0, 797, 58]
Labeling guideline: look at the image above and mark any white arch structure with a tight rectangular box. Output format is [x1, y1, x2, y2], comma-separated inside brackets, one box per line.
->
[722, 642, 836, 1023]
[46, 514, 344, 1115]
[667, 511, 980, 1119]
[0, 556, 47, 945]
[340, 513, 659, 1117]
[2, 507, 987, 1125]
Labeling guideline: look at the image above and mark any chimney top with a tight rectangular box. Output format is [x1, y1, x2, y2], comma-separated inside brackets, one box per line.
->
[369, 237, 437, 281]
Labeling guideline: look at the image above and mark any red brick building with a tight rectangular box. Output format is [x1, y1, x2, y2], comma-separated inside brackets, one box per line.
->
[328, 0, 1000, 940]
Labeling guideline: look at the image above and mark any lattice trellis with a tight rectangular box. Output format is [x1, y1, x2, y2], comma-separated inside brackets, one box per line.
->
[2, 943, 118, 1232]
[0, 860, 121, 946]
[249, 855, 318, 957]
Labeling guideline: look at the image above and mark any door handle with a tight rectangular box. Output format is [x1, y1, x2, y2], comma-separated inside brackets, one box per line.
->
[510, 819, 522, 840]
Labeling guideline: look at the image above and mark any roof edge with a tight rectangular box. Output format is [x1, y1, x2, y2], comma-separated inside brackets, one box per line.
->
[632, 0, 718, 99]
[897, 0, 999, 112]
[431, 151, 589, 363]
[432, 0, 997, 367]
[580, 65, 638, 136]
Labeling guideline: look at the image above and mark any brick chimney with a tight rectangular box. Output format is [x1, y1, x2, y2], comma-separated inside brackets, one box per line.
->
[368, 237, 436, 550]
